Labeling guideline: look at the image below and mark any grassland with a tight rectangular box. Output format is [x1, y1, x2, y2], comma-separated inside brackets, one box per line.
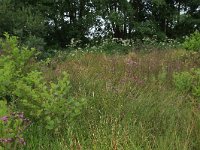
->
[18, 49, 200, 150]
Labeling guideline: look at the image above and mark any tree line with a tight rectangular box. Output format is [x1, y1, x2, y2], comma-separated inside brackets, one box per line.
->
[0, 0, 199, 48]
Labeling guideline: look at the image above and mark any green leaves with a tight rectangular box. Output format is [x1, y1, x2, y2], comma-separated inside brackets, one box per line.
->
[152, 0, 166, 6]
[45, 116, 55, 130]
[0, 34, 86, 132]
[173, 68, 200, 99]
[0, 101, 7, 117]
[1, 33, 35, 67]
[0, 111, 31, 149]
[13, 70, 86, 131]
[0, 34, 35, 99]
[183, 31, 200, 51]
[173, 71, 193, 92]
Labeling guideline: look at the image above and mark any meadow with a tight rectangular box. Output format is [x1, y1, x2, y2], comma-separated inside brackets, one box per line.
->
[0, 35, 200, 150]
[25, 50, 200, 149]
[1, 0, 200, 149]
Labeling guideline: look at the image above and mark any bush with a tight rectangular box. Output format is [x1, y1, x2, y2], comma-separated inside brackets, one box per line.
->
[13, 71, 86, 131]
[0, 33, 35, 101]
[24, 35, 46, 51]
[173, 71, 193, 92]
[0, 33, 86, 132]
[183, 31, 200, 51]
[173, 69, 200, 98]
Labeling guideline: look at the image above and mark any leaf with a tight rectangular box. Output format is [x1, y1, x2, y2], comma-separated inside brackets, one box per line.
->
[45, 120, 55, 130]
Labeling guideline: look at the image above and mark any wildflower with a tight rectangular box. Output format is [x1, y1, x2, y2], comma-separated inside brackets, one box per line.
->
[0, 138, 14, 144]
[0, 116, 9, 123]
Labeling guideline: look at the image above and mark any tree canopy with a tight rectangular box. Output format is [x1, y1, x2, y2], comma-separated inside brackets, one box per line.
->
[0, 0, 199, 48]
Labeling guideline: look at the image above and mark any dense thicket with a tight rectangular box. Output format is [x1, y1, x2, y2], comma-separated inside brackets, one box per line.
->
[0, 0, 199, 48]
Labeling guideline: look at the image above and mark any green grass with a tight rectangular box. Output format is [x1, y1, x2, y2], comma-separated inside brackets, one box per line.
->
[20, 49, 200, 150]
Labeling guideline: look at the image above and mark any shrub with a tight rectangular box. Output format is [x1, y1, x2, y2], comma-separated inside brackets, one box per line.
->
[0, 33, 86, 132]
[183, 31, 200, 51]
[13, 71, 86, 131]
[0, 33, 35, 101]
[24, 35, 46, 51]
[173, 71, 193, 92]
[173, 69, 200, 98]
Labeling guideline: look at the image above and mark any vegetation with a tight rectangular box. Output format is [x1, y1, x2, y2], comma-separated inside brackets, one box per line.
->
[0, 35, 86, 149]
[174, 68, 200, 98]
[0, 33, 199, 149]
[183, 31, 200, 52]
[0, 0, 200, 149]
[0, 0, 199, 50]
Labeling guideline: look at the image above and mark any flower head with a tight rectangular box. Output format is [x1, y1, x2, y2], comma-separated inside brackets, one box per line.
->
[0, 116, 9, 123]
[0, 138, 14, 144]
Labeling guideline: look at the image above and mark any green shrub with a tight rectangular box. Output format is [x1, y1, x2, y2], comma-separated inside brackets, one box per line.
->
[173, 69, 200, 98]
[24, 35, 46, 51]
[173, 71, 193, 92]
[0, 33, 86, 132]
[13, 71, 86, 131]
[183, 31, 200, 51]
[0, 33, 35, 101]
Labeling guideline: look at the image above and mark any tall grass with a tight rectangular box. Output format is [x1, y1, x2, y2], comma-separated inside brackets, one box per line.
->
[22, 49, 200, 150]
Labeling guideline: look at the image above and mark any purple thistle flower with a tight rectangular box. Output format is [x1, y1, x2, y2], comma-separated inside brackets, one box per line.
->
[5, 138, 13, 143]
[0, 116, 9, 123]
[0, 138, 14, 143]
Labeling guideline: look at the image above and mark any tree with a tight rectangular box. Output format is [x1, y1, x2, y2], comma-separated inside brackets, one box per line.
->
[0, 0, 199, 49]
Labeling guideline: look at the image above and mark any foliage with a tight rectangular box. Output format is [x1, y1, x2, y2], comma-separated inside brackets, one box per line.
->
[183, 31, 200, 51]
[173, 68, 200, 98]
[13, 71, 86, 131]
[173, 71, 193, 92]
[97, 38, 131, 54]
[0, 101, 7, 120]
[0, 34, 86, 132]
[0, 0, 199, 48]
[0, 101, 31, 150]
[24, 35, 46, 51]
[0, 33, 35, 101]
[0, 1, 45, 44]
